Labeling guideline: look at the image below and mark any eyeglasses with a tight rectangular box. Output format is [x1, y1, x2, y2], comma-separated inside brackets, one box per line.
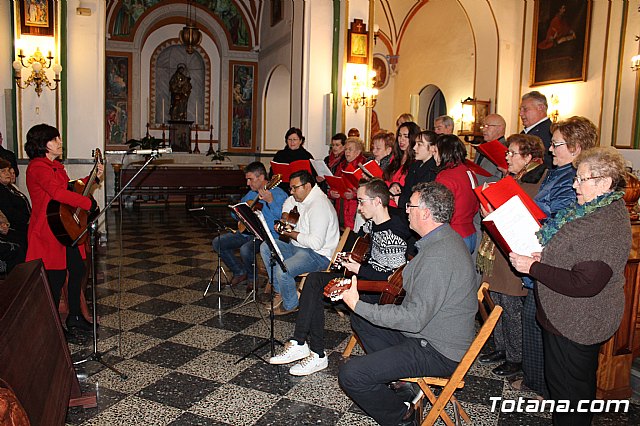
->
[573, 175, 604, 184]
[551, 140, 567, 149]
[357, 198, 375, 205]
[480, 124, 500, 129]
[289, 183, 305, 191]
[405, 203, 421, 210]
[506, 150, 521, 157]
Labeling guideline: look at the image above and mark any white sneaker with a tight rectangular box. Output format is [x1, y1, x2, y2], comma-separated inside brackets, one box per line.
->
[269, 340, 310, 365]
[289, 351, 328, 376]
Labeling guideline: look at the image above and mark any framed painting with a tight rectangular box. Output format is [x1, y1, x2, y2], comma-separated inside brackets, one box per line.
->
[347, 19, 368, 64]
[271, 0, 283, 26]
[105, 52, 132, 146]
[530, 0, 592, 86]
[228, 61, 257, 152]
[18, 0, 55, 36]
[373, 55, 389, 89]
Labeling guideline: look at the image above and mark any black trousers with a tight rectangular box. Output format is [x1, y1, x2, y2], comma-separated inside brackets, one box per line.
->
[542, 330, 600, 426]
[293, 271, 341, 355]
[338, 312, 457, 426]
[46, 246, 85, 316]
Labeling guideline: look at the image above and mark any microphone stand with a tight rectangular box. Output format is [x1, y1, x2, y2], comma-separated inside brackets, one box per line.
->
[72, 152, 163, 378]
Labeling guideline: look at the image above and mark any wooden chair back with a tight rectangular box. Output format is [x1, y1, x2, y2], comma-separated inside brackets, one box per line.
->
[403, 284, 502, 426]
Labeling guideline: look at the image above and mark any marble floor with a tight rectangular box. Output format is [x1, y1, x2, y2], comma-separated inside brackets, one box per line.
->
[64, 206, 639, 425]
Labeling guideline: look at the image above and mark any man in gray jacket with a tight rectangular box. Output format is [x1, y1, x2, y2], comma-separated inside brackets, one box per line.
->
[339, 182, 478, 426]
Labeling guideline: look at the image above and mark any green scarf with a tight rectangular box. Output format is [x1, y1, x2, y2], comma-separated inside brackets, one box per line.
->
[536, 191, 624, 246]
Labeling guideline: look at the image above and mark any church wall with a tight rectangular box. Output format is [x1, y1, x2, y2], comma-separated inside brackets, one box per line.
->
[390, 0, 475, 132]
[0, 1, 12, 152]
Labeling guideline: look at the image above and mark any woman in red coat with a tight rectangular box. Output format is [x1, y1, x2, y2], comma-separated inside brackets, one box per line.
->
[433, 134, 479, 253]
[24, 124, 103, 332]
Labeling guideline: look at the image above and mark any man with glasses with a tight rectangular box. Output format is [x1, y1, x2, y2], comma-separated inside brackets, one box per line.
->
[268, 178, 411, 375]
[476, 114, 508, 185]
[519, 91, 553, 168]
[260, 169, 340, 315]
[433, 115, 454, 135]
[338, 182, 477, 426]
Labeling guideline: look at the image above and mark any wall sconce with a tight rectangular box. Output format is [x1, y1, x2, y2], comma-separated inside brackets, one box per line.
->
[344, 68, 378, 113]
[13, 48, 62, 97]
[549, 94, 560, 122]
[457, 97, 490, 142]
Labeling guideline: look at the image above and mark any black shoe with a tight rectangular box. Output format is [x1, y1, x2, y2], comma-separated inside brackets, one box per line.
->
[390, 381, 421, 404]
[478, 350, 505, 364]
[398, 406, 417, 426]
[492, 361, 522, 377]
[66, 315, 94, 332]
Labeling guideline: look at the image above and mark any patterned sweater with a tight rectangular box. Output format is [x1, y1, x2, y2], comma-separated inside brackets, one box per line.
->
[358, 215, 412, 281]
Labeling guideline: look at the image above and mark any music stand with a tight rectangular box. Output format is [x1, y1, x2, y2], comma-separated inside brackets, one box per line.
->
[231, 204, 287, 364]
[71, 151, 165, 379]
[187, 207, 231, 303]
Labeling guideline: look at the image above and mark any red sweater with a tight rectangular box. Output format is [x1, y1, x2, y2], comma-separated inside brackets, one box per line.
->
[435, 163, 479, 239]
[25, 157, 93, 270]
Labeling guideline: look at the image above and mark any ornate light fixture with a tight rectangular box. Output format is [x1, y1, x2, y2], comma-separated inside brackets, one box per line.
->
[13, 48, 62, 97]
[344, 70, 378, 113]
[179, 0, 202, 54]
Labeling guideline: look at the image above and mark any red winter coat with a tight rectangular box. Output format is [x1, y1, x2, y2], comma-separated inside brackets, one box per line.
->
[25, 157, 92, 270]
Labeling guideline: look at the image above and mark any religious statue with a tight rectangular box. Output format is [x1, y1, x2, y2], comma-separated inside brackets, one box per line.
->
[169, 64, 192, 121]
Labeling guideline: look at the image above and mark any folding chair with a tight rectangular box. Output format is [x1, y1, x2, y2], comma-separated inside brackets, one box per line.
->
[402, 282, 502, 426]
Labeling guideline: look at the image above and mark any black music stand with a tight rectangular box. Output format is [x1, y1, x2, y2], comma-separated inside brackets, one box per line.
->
[231, 203, 287, 364]
[71, 151, 165, 379]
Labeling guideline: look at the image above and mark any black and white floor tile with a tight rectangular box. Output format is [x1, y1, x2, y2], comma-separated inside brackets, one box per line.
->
[63, 207, 639, 425]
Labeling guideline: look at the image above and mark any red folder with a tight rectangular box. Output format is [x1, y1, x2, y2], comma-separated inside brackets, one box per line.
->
[474, 140, 509, 170]
[342, 160, 384, 187]
[325, 175, 356, 198]
[474, 176, 546, 221]
[270, 160, 312, 182]
[464, 160, 492, 177]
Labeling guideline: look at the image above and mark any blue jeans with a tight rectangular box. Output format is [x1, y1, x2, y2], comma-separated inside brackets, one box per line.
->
[463, 232, 477, 255]
[212, 232, 258, 279]
[260, 240, 330, 310]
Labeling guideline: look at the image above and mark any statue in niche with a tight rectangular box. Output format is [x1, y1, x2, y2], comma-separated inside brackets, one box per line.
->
[169, 64, 192, 121]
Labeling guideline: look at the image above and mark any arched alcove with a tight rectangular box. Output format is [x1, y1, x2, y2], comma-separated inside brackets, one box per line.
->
[418, 84, 447, 131]
[263, 65, 291, 152]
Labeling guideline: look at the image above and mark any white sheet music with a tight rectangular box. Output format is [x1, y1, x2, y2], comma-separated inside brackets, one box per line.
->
[310, 159, 333, 177]
[483, 195, 543, 256]
[255, 210, 286, 262]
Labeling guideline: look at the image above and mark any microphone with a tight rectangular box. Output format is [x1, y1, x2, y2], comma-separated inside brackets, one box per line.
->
[105, 148, 173, 155]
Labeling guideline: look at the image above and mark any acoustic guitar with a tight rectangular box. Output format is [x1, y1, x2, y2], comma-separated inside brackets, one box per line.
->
[323, 264, 406, 305]
[274, 206, 300, 243]
[47, 148, 103, 247]
[237, 174, 282, 233]
[330, 233, 370, 276]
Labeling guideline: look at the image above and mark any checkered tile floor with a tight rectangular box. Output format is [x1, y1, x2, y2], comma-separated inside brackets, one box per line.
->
[65, 207, 639, 425]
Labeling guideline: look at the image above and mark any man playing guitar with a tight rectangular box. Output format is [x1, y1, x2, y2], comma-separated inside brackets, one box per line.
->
[213, 162, 287, 289]
[339, 182, 478, 426]
[260, 170, 339, 315]
[268, 178, 412, 375]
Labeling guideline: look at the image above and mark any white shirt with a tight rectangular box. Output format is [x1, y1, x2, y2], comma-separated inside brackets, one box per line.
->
[282, 185, 340, 259]
[524, 116, 549, 134]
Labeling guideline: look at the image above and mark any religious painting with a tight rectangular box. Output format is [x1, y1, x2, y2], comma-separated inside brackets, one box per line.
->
[18, 0, 54, 36]
[347, 19, 368, 64]
[271, 0, 283, 26]
[373, 56, 389, 89]
[105, 52, 132, 146]
[530, 0, 591, 86]
[228, 61, 257, 152]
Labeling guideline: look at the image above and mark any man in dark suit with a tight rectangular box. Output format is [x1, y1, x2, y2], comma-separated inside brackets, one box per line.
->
[0, 132, 19, 178]
[519, 91, 553, 168]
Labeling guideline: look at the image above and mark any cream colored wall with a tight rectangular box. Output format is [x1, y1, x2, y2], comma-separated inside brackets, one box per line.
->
[391, 0, 475, 132]
[0, 1, 12, 150]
